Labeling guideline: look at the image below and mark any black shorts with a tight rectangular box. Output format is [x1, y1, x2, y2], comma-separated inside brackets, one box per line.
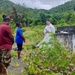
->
[17, 43, 23, 51]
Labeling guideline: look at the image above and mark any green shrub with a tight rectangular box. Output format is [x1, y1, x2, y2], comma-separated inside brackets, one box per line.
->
[24, 34, 75, 75]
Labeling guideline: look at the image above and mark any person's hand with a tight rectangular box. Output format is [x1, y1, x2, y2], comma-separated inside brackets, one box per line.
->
[46, 30, 49, 33]
[24, 38, 25, 43]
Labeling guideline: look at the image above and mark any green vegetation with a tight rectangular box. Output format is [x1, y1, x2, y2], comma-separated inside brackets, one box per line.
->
[0, 0, 75, 26]
[0, 0, 75, 75]
[49, 0, 75, 14]
[9, 25, 75, 75]
[22, 32, 75, 75]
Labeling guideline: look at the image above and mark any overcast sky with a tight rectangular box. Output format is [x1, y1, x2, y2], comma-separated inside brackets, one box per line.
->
[10, 0, 71, 10]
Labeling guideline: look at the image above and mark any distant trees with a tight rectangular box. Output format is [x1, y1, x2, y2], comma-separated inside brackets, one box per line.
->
[11, 6, 18, 22]
[1, 0, 75, 26]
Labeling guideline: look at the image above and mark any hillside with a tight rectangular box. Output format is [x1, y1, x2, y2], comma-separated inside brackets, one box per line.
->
[0, 0, 75, 16]
[0, 0, 75, 26]
[0, 0, 14, 14]
[0, 0, 47, 17]
[0, 0, 31, 14]
[49, 0, 75, 14]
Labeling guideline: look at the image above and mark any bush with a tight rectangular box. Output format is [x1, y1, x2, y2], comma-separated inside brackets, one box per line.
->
[24, 34, 75, 75]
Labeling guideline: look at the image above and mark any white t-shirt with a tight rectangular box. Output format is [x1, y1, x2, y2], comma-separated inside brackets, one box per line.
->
[36, 23, 55, 48]
[44, 23, 55, 36]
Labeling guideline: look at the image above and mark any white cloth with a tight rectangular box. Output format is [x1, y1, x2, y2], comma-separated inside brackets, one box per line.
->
[36, 23, 55, 48]
[44, 23, 55, 35]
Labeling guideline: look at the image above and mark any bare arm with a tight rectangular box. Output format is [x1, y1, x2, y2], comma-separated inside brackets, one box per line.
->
[20, 34, 25, 42]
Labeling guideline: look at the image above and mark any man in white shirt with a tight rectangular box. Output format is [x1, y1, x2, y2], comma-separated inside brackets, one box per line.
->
[36, 19, 55, 48]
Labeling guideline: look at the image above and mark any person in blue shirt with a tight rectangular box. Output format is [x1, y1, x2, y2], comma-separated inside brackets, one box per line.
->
[15, 22, 25, 59]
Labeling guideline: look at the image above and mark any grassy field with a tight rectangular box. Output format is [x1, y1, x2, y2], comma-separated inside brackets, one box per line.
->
[9, 25, 75, 75]
[8, 25, 45, 75]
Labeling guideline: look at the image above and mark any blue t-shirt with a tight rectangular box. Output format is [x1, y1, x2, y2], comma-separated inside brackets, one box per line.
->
[15, 28, 24, 43]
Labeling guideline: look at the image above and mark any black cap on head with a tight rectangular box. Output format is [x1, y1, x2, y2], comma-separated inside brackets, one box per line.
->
[3, 17, 10, 22]
[16, 22, 20, 27]
[2, 14, 7, 19]
[2, 14, 10, 22]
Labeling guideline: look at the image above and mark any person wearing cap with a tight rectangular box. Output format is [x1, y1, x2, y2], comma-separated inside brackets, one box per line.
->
[36, 19, 55, 48]
[15, 22, 25, 59]
[0, 15, 14, 75]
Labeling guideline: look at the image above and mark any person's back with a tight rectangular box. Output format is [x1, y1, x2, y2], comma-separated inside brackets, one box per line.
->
[0, 15, 14, 75]
[0, 23, 13, 50]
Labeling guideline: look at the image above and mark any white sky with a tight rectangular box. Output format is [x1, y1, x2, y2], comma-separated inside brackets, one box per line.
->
[10, 0, 71, 10]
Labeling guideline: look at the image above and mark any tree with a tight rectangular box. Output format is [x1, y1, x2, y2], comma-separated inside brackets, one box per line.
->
[40, 13, 46, 24]
[11, 5, 18, 23]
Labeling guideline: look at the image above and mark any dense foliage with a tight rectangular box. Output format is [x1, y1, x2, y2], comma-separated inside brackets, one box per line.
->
[9, 26, 75, 75]
[1, 0, 75, 75]
[0, 0, 75, 26]
[23, 34, 75, 75]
